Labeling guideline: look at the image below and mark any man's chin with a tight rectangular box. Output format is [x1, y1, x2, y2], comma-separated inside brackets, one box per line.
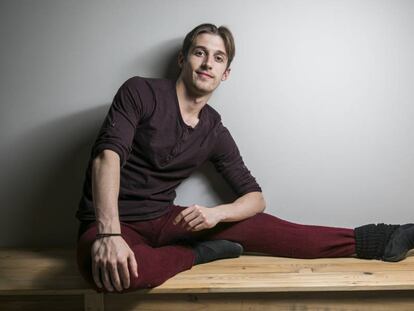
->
[193, 81, 219, 95]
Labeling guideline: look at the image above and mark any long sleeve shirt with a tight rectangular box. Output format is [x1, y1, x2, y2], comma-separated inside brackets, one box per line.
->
[76, 76, 262, 221]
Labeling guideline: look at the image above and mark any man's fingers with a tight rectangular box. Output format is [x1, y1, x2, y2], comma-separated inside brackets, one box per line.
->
[175, 207, 194, 223]
[191, 222, 208, 231]
[92, 261, 103, 288]
[174, 206, 195, 224]
[118, 260, 131, 289]
[128, 253, 139, 278]
[182, 211, 199, 227]
[186, 216, 204, 230]
[101, 265, 114, 292]
[108, 262, 123, 292]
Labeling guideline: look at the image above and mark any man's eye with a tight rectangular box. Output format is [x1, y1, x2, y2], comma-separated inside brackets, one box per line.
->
[215, 56, 224, 62]
[194, 50, 204, 56]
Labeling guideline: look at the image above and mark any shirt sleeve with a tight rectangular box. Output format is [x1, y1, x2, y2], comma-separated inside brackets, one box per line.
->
[209, 124, 262, 196]
[91, 77, 146, 166]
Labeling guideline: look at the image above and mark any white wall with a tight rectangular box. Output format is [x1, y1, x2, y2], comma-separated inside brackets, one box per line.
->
[1, 0, 413, 247]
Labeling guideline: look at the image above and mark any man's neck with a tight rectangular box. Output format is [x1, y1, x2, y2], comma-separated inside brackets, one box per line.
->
[175, 78, 212, 122]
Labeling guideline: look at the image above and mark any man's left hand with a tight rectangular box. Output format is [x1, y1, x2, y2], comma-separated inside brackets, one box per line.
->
[173, 204, 222, 231]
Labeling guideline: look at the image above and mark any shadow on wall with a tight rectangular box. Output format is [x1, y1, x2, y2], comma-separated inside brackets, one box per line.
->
[128, 38, 183, 81]
[1, 43, 235, 248]
[2, 106, 109, 248]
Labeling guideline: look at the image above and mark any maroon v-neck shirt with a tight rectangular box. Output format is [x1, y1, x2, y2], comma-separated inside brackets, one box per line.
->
[76, 76, 262, 221]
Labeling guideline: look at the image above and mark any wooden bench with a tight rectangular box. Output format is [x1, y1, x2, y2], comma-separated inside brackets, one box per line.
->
[1, 248, 414, 310]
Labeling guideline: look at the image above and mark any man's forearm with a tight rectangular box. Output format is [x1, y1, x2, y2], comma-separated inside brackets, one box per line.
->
[213, 191, 266, 223]
[92, 149, 122, 233]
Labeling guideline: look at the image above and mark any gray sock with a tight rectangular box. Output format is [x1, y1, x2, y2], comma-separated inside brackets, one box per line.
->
[193, 240, 243, 265]
[383, 223, 414, 262]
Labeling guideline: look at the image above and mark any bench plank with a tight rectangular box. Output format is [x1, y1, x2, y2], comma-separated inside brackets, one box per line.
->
[105, 291, 414, 311]
[0, 249, 91, 292]
[1, 249, 414, 294]
[149, 252, 414, 293]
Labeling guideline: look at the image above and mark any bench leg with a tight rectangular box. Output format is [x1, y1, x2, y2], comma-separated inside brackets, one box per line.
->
[84, 292, 104, 311]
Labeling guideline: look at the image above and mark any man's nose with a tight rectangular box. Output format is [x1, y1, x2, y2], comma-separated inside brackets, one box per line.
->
[202, 55, 213, 69]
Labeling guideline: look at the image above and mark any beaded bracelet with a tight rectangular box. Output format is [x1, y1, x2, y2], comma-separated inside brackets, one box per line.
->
[95, 233, 122, 239]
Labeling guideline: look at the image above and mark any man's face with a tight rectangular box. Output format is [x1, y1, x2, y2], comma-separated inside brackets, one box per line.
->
[178, 33, 231, 97]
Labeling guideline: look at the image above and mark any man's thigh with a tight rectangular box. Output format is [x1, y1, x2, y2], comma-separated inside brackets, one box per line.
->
[156, 206, 272, 247]
[155, 205, 202, 246]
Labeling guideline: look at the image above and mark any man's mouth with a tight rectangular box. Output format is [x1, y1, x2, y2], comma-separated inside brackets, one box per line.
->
[196, 71, 213, 79]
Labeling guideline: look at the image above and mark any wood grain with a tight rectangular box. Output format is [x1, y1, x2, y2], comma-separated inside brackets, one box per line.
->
[1, 248, 413, 310]
[1, 249, 414, 293]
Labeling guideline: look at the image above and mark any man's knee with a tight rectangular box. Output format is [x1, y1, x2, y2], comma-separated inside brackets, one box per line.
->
[77, 258, 163, 293]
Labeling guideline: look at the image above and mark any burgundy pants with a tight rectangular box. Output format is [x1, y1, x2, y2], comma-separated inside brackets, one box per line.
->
[77, 205, 356, 293]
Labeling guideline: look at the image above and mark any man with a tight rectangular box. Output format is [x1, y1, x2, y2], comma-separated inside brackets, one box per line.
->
[76, 23, 414, 293]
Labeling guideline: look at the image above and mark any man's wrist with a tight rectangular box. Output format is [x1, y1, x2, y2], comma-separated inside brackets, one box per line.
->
[213, 204, 230, 222]
[96, 233, 122, 239]
[96, 216, 121, 234]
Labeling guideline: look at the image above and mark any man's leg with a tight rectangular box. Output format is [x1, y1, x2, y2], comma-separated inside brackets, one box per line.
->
[159, 207, 355, 259]
[77, 209, 243, 292]
[196, 212, 413, 262]
[76, 220, 196, 292]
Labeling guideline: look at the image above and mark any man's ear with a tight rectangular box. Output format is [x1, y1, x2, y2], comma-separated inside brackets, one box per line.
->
[177, 51, 184, 68]
[221, 67, 231, 81]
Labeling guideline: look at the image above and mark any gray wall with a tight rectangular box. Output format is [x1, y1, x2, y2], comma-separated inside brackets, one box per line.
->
[1, 0, 413, 247]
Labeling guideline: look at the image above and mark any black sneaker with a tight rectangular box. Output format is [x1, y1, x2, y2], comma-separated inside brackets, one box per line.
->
[382, 223, 414, 262]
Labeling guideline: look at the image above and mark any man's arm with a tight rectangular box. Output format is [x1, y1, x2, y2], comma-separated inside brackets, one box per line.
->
[174, 191, 266, 231]
[174, 122, 265, 231]
[86, 78, 146, 292]
[213, 191, 266, 222]
[90, 149, 138, 292]
[92, 150, 121, 233]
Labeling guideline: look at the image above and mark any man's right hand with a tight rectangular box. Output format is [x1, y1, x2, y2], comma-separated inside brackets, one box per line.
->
[91, 236, 138, 292]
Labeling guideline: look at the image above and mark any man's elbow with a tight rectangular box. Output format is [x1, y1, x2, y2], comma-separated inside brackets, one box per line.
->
[258, 192, 266, 213]
[93, 149, 120, 166]
[248, 191, 266, 213]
